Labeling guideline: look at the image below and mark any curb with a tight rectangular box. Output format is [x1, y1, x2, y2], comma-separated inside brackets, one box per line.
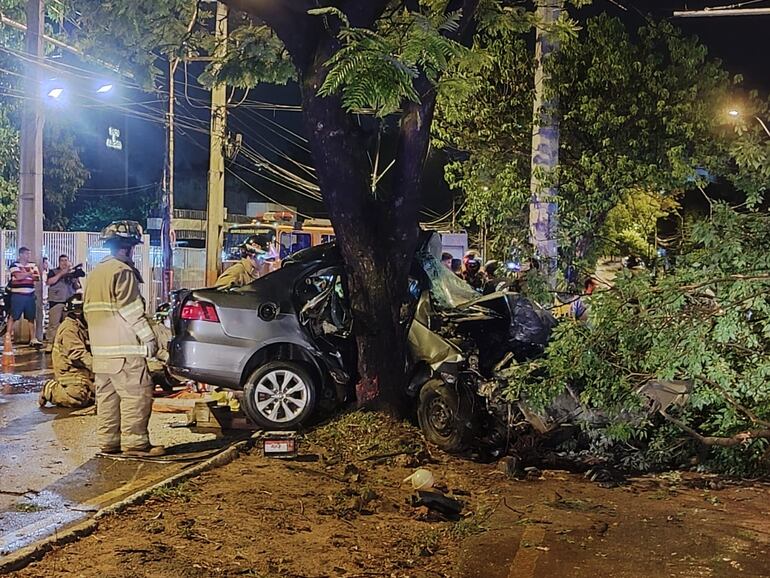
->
[0, 437, 255, 575]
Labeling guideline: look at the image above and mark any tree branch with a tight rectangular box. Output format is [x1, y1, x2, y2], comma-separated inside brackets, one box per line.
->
[660, 410, 770, 448]
[695, 374, 770, 428]
[219, 0, 319, 71]
[678, 273, 770, 292]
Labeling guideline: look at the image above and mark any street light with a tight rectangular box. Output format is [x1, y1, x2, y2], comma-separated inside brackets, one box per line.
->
[727, 108, 770, 139]
[46, 87, 64, 99]
[96, 83, 114, 94]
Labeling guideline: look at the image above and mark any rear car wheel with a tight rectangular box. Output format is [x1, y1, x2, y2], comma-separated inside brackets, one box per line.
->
[243, 361, 317, 430]
[417, 379, 473, 453]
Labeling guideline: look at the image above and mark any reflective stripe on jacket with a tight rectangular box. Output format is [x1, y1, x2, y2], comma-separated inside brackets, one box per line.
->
[84, 256, 154, 363]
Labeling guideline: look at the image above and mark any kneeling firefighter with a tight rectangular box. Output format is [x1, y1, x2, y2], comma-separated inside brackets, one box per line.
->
[39, 294, 94, 408]
[147, 307, 175, 391]
[214, 235, 270, 289]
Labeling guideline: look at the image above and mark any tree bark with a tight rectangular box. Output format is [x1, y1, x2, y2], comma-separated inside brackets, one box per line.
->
[298, 35, 424, 412]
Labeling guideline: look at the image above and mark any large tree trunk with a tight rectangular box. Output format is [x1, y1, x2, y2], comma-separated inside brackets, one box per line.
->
[299, 49, 433, 413]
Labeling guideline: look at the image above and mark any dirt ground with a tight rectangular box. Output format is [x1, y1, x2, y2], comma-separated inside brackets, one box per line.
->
[9, 412, 770, 578]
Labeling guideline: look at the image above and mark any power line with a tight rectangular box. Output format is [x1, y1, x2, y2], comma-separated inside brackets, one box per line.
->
[0, 42, 449, 220]
[226, 166, 315, 219]
[78, 182, 159, 192]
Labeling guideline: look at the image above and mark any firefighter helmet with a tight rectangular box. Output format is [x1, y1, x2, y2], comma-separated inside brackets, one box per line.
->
[463, 251, 481, 273]
[100, 220, 144, 246]
[64, 293, 84, 317]
[240, 234, 269, 257]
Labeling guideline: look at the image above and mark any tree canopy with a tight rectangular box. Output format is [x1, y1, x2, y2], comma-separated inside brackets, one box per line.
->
[55, 0, 548, 407]
[435, 14, 770, 265]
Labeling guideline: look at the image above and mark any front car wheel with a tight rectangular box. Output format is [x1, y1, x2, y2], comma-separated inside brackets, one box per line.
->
[417, 379, 473, 453]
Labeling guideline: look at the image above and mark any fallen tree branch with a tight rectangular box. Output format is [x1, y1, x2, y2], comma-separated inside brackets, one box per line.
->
[695, 374, 770, 428]
[677, 273, 770, 292]
[361, 450, 415, 461]
[660, 410, 770, 447]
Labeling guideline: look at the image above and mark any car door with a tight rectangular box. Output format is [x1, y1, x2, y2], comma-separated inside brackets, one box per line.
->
[296, 266, 356, 376]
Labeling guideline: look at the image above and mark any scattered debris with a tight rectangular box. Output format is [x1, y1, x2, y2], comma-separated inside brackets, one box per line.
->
[411, 490, 463, 521]
[497, 456, 522, 478]
[525, 466, 543, 480]
[404, 468, 434, 490]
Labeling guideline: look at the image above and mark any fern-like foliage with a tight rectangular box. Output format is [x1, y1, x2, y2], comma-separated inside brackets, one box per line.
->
[314, 5, 470, 117]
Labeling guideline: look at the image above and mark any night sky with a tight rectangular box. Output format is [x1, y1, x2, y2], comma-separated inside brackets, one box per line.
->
[70, 1, 770, 221]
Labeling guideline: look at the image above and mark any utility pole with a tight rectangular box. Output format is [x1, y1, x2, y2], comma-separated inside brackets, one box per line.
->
[18, 0, 44, 341]
[161, 60, 176, 300]
[205, 1, 228, 286]
[529, 0, 561, 289]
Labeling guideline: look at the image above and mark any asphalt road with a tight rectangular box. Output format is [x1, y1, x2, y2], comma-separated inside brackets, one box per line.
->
[0, 347, 242, 557]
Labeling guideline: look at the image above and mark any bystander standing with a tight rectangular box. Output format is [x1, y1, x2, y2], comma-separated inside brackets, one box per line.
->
[8, 247, 42, 348]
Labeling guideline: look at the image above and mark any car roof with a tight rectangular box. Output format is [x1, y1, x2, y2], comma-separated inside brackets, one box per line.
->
[282, 242, 341, 267]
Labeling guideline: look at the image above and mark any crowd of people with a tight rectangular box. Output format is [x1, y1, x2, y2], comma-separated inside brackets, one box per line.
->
[440, 248, 599, 325]
[1, 224, 281, 459]
[441, 250, 511, 295]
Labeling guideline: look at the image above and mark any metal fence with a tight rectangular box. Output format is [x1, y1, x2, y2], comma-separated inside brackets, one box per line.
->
[173, 247, 206, 289]
[1, 231, 209, 312]
[1, 230, 154, 310]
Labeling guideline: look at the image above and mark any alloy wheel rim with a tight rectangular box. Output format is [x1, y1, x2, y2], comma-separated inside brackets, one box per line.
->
[254, 369, 309, 423]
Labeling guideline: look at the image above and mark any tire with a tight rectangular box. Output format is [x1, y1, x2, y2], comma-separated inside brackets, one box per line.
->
[242, 361, 318, 430]
[417, 379, 473, 453]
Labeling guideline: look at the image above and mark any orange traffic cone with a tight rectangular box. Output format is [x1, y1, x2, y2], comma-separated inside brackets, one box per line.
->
[2, 333, 14, 371]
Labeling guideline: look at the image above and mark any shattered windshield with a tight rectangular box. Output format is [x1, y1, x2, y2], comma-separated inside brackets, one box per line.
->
[417, 249, 480, 309]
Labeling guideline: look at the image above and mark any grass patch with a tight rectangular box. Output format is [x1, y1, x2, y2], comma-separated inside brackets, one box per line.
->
[309, 410, 424, 462]
[413, 507, 492, 556]
[413, 528, 443, 557]
[148, 481, 195, 503]
[450, 507, 492, 540]
[13, 502, 48, 513]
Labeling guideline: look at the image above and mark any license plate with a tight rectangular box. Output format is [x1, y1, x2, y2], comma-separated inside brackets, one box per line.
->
[264, 439, 295, 454]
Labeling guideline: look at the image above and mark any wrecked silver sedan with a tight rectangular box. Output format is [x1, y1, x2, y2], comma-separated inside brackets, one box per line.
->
[168, 232, 558, 434]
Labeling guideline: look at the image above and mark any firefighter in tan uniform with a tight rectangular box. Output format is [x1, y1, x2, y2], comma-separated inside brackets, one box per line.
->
[38, 295, 94, 408]
[214, 235, 270, 289]
[83, 221, 164, 457]
[147, 317, 174, 390]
